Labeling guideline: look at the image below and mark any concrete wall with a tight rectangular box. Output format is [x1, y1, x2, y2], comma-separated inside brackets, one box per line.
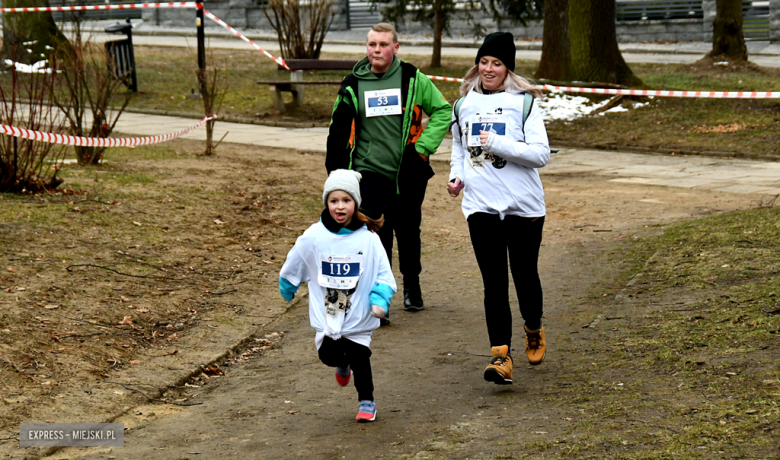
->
[141, 0, 348, 31]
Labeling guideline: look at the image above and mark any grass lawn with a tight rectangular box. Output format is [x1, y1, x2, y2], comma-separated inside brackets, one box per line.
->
[560, 206, 780, 458]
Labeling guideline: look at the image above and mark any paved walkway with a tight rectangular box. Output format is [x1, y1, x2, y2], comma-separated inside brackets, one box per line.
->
[115, 111, 780, 197]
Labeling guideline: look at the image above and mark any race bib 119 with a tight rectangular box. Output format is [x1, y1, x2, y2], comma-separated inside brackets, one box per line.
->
[318, 254, 363, 289]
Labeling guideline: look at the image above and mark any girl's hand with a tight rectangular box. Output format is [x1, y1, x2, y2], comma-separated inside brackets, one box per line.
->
[479, 130, 490, 147]
[370, 305, 387, 318]
[448, 178, 463, 197]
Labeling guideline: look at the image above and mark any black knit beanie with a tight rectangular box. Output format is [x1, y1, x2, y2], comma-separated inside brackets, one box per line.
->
[475, 32, 516, 72]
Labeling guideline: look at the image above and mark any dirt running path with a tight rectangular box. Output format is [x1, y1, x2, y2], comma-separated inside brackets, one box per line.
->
[34, 154, 754, 460]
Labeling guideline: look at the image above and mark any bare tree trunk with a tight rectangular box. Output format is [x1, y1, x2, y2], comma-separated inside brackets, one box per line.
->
[708, 0, 747, 61]
[1, 0, 69, 63]
[430, 0, 444, 68]
[535, 0, 570, 81]
[568, 0, 642, 86]
[536, 0, 641, 86]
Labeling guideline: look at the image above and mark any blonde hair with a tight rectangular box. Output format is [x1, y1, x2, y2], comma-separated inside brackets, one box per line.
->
[459, 65, 543, 98]
[369, 23, 398, 44]
[356, 210, 384, 233]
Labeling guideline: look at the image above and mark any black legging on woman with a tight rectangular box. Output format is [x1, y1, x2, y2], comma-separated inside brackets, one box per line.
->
[467, 212, 544, 350]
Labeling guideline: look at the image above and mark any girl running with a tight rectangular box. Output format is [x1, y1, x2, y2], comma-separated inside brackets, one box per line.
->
[279, 169, 396, 422]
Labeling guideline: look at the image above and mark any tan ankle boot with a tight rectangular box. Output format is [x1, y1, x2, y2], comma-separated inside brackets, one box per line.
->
[525, 324, 546, 365]
[484, 345, 513, 385]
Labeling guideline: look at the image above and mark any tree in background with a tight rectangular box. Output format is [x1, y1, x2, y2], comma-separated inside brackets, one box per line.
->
[535, 0, 569, 81]
[707, 0, 747, 62]
[264, 0, 335, 59]
[374, 0, 542, 68]
[0, 0, 69, 63]
[535, 0, 642, 87]
[55, 22, 132, 165]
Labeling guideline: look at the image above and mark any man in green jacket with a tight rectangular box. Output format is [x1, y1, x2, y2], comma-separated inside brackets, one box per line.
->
[326, 23, 451, 319]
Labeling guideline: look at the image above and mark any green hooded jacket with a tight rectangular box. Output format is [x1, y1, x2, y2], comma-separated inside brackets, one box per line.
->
[325, 57, 452, 192]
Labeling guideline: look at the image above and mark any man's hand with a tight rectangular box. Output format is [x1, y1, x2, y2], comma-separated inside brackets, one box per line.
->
[448, 178, 463, 197]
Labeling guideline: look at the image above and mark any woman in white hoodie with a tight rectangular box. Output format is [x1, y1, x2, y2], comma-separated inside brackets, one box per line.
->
[279, 170, 396, 422]
[447, 32, 551, 386]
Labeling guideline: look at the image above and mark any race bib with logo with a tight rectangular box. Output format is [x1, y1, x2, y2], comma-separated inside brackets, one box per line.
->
[318, 254, 363, 289]
[365, 88, 402, 117]
[467, 115, 507, 147]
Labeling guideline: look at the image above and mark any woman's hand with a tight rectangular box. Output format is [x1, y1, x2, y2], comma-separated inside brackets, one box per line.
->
[448, 178, 463, 197]
[479, 130, 490, 147]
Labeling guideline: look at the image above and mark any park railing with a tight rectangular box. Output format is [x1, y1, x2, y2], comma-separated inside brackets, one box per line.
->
[743, 1, 770, 41]
[616, 0, 769, 40]
[616, 0, 704, 21]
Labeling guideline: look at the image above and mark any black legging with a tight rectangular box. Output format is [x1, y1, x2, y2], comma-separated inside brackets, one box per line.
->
[318, 336, 374, 401]
[467, 212, 545, 350]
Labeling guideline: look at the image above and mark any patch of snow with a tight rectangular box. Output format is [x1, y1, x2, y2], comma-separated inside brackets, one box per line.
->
[537, 91, 613, 121]
[536, 91, 651, 121]
[599, 106, 629, 116]
[3, 59, 59, 74]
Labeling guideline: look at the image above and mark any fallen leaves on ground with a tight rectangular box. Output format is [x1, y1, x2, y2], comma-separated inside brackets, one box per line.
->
[691, 123, 752, 133]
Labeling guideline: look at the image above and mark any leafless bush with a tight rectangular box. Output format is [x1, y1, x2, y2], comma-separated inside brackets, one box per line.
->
[0, 44, 68, 193]
[55, 21, 132, 165]
[264, 0, 335, 59]
[199, 59, 227, 156]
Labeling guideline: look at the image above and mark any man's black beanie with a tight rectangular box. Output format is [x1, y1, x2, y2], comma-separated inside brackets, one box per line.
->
[474, 32, 516, 73]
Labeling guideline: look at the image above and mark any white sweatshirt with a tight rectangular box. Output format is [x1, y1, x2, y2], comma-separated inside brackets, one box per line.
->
[279, 223, 396, 349]
[449, 91, 551, 220]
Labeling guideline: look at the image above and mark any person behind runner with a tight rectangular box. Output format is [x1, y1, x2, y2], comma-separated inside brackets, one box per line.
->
[447, 32, 551, 385]
[279, 170, 396, 422]
[325, 23, 451, 318]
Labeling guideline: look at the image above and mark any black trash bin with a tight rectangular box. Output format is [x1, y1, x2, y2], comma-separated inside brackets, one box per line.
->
[104, 19, 137, 92]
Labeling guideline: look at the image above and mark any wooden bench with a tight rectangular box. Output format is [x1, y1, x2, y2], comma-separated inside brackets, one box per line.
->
[257, 59, 358, 113]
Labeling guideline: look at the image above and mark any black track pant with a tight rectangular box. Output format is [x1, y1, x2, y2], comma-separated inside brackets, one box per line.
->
[318, 336, 374, 402]
[358, 171, 428, 287]
[467, 212, 545, 350]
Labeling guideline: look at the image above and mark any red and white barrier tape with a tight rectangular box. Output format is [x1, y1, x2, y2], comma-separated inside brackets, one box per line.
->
[539, 84, 780, 98]
[426, 75, 464, 83]
[0, 2, 198, 13]
[1, 115, 216, 148]
[426, 76, 780, 98]
[203, 10, 290, 70]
